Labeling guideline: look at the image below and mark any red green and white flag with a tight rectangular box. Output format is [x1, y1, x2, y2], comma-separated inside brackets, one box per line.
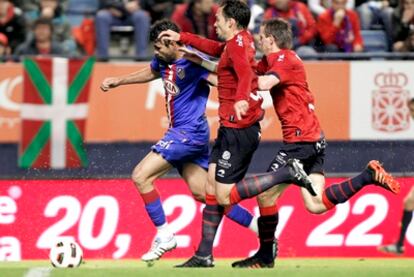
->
[19, 57, 95, 169]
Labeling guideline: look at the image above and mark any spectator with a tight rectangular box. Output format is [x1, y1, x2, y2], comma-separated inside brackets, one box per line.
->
[240, 0, 265, 34]
[141, 0, 178, 23]
[392, 0, 414, 52]
[308, 0, 355, 16]
[25, 0, 77, 55]
[171, 0, 218, 40]
[14, 17, 64, 57]
[0, 0, 25, 52]
[317, 0, 364, 52]
[357, 0, 397, 49]
[95, 0, 150, 61]
[264, 0, 318, 55]
[0, 32, 9, 62]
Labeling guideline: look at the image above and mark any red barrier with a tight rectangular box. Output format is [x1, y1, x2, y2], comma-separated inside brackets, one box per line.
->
[0, 178, 412, 260]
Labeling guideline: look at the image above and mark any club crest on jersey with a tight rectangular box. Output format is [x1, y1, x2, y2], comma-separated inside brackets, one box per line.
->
[163, 79, 180, 96]
[177, 67, 185, 80]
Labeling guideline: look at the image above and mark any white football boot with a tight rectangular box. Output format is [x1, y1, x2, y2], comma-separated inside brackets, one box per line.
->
[141, 233, 177, 262]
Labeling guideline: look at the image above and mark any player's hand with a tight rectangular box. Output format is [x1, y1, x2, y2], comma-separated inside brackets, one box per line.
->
[234, 100, 249, 120]
[158, 30, 180, 42]
[100, 77, 120, 92]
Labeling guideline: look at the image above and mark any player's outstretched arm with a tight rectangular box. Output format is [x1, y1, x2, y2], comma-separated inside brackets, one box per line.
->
[159, 30, 224, 57]
[179, 46, 218, 73]
[100, 65, 159, 92]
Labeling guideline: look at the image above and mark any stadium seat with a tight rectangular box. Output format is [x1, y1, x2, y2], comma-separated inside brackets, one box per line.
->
[361, 30, 388, 52]
[110, 25, 135, 55]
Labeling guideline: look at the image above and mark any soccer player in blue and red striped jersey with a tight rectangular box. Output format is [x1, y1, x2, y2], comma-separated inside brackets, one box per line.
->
[100, 19, 259, 264]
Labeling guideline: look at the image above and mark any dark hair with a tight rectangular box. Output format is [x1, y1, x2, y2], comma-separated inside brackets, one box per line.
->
[33, 18, 53, 31]
[409, 98, 414, 105]
[261, 18, 292, 49]
[220, 0, 251, 29]
[149, 19, 181, 43]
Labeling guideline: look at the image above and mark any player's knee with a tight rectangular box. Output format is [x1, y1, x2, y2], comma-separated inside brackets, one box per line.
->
[404, 196, 414, 210]
[304, 202, 326, 214]
[191, 191, 205, 203]
[131, 167, 149, 190]
[216, 194, 230, 206]
[256, 191, 275, 207]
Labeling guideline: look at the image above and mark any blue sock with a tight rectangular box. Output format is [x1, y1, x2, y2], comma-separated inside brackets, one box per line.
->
[225, 204, 253, 228]
[141, 189, 166, 227]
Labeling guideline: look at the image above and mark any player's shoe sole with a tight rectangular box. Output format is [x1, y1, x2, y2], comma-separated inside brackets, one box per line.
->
[288, 159, 317, 196]
[367, 160, 400, 194]
[141, 236, 177, 262]
[175, 255, 214, 268]
[232, 239, 278, 268]
[377, 244, 404, 255]
[232, 255, 274, 268]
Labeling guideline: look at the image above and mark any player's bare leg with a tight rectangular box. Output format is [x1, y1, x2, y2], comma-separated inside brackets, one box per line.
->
[182, 163, 258, 233]
[300, 161, 400, 214]
[232, 184, 289, 268]
[378, 186, 414, 255]
[132, 152, 177, 263]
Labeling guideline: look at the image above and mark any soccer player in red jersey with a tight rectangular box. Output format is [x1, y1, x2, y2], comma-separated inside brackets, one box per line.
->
[231, 18, 401, 268]
[160, 0, 316, 267]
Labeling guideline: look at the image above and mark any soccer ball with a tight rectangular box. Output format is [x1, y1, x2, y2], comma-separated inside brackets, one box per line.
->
[49, 240, 83, 268]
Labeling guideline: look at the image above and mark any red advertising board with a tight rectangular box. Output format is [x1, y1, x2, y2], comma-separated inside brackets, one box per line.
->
[0, 178, 412, 261]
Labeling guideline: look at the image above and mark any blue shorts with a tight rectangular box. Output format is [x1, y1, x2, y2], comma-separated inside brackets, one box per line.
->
[151, 123, 209, 172]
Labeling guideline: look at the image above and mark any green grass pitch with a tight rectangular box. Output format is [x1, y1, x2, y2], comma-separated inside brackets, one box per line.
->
[1, 259, 414, 277]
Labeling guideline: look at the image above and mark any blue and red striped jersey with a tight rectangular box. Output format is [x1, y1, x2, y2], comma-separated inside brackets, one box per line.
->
[150, 55, 210, 129]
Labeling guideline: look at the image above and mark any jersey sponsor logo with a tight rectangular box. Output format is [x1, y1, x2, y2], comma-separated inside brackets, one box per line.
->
[163, 79, 180, 96]
[222, 150, 231, 160]
[372, 70, 410, 133]
[177, 68, 185, 80]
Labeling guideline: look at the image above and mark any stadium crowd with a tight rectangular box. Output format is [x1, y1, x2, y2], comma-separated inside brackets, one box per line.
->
[0, 0, 413, 62]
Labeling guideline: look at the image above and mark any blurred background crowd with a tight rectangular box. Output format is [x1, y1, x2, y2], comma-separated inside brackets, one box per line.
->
[0, 0, 413, 62]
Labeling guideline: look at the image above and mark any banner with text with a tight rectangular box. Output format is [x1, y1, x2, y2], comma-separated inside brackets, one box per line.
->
[0, 178, 413, 260]
[0, 62, 349, 142]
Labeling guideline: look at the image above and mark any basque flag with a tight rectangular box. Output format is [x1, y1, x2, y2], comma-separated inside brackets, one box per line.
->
[19, 57, 95, 169]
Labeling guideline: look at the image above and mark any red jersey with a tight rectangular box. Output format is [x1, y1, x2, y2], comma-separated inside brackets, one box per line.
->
[317, 9, 363, 51]
[257, 49, 322, 143]
[180, 30, 264, 128]
[263, 1, 317, 45]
